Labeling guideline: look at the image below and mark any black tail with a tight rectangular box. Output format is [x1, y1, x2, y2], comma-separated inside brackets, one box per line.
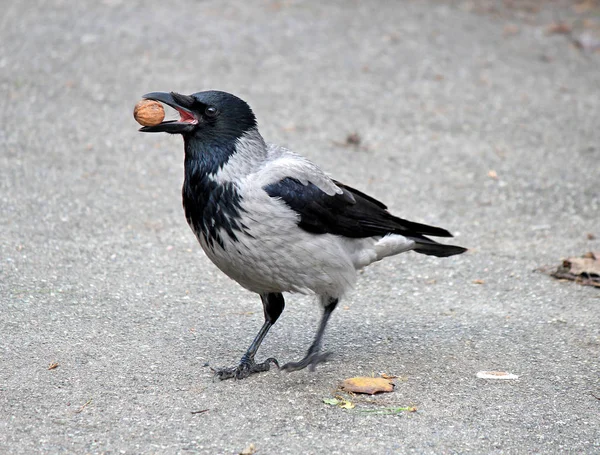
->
[412, 237, 467, 258]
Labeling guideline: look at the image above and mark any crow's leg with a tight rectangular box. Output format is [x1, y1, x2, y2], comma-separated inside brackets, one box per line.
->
[215, 292, 284, 380]
[281, 296, 338, 372]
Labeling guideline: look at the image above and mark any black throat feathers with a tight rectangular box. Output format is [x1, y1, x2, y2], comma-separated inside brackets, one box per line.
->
[181, 137, 248, 250]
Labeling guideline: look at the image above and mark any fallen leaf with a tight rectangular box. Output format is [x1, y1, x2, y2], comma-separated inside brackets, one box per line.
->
[550, 252, 600, 288]
[323, 398, 340, 406]
[476, 371, 519, 380]
[239, 443, 256, 455]
[472, 279, 485, 285]
[487, 170, 498, 179]
[340, 377, 395, 395]
[48, 362, 59, 370]
[587, 233, 596, 240]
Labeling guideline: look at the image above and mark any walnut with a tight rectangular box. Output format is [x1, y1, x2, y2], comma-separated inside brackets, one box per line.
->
[133, 99, 165, 126]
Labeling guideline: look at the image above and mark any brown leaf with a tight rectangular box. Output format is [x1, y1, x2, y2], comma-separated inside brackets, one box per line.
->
[48, 362, 59, 370]
[564, 255, 600, 275]
[340, 377, 395, 395]
[551, 252, 600, 288]
[472, 279, 485, 285]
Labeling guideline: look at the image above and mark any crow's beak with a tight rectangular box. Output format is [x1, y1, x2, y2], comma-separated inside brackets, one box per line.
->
[138, 92, 198, 134]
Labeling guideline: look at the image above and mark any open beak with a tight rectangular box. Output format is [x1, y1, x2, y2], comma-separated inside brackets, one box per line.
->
[138, 92, 198, 134]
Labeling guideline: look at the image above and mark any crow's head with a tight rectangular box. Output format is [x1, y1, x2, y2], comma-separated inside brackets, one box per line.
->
[139, 90, 257, 142]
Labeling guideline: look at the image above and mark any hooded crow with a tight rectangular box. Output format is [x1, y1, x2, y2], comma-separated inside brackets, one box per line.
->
[139, 90, 466, 380]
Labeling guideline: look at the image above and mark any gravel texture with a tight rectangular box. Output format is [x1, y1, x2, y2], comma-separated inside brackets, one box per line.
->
[1, 1, 599, 453]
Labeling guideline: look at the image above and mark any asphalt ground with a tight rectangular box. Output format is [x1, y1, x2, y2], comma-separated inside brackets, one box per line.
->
[1, 1, 599, 453]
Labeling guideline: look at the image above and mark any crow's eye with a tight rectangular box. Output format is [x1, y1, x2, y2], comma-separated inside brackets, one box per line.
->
[205, 106, 218, 118]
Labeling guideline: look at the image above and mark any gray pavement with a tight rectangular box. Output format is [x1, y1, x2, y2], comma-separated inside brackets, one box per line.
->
[1, 1, 599, 453]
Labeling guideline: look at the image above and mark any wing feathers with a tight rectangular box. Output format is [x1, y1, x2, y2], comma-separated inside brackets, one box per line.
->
[264, 177, 455, 239]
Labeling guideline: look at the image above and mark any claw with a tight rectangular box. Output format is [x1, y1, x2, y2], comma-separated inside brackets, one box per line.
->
[281, 351, 332, 373]
[214, 357, 279, 380]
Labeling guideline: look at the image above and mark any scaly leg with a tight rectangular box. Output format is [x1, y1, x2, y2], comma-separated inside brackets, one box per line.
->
[281, 297, 338, 372]
[215, 292, 284, 380]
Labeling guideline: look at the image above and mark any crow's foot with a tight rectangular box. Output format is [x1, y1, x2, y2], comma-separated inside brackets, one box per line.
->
[281, 351, 332, 373]
[213, 357, 279, 380]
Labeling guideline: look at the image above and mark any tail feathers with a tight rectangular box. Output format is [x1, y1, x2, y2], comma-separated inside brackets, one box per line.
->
[412, 237, 467, 258]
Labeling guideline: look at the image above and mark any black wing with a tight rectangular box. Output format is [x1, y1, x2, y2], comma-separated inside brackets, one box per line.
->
[263, 177, 453, 239]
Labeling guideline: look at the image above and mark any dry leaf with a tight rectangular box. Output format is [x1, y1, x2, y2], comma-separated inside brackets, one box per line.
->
[472, 279, 485, 285]
[48, 362, 59, 370]
[487, 170, 498, 179]
[551, 252, 600, 288]
[340, 377, 395, 395]
[476, 371, 519, 380]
